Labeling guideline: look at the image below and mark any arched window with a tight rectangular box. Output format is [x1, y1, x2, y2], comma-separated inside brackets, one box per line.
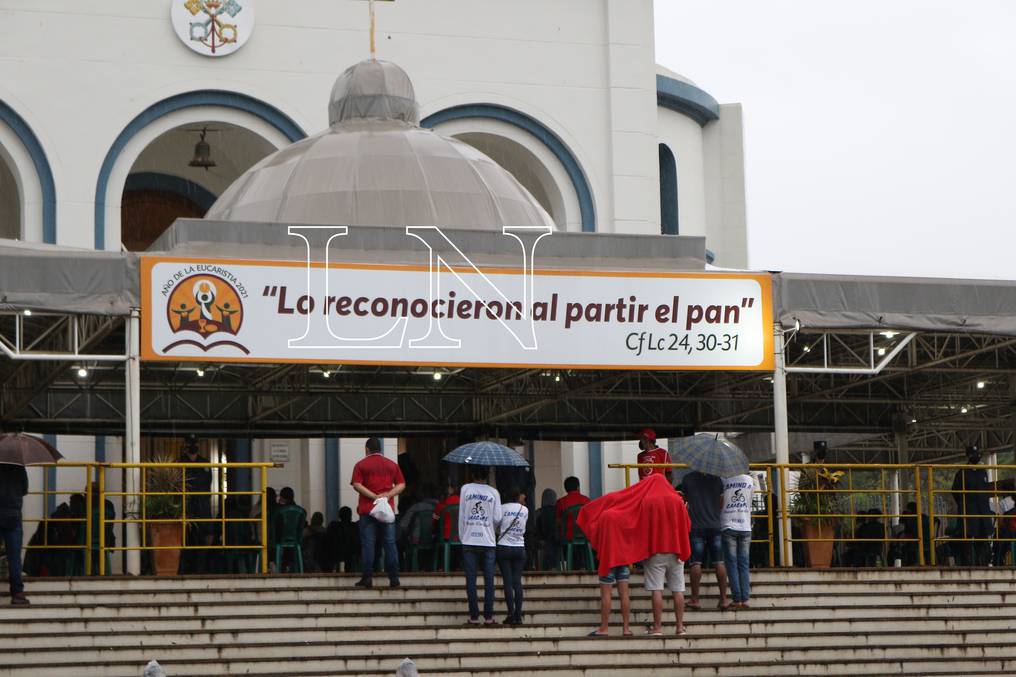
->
[659, 143, 678, 235]
[0, 151, 19, 239]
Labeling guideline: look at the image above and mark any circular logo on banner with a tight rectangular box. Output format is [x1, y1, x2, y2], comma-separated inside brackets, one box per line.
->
[170, 0, 255, 57]
[164, 273, 249, 354]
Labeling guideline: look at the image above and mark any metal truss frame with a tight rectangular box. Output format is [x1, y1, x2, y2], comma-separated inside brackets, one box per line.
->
[2, 318, 1015, 462]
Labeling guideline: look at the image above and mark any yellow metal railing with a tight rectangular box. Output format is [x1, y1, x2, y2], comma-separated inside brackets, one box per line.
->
[23, 461, 276, 575]
[609, 462, 1016, 568]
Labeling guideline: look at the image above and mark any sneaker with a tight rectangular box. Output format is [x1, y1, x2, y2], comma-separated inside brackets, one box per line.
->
[503, 616, 515, 626]
[10, 593, 29, 606]
[389, 579, 400, 588]
[354, 578, 373, 589]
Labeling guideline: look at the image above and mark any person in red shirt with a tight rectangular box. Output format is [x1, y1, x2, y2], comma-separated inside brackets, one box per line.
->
[350, 437, 405, 588]
[432, 484, 461, 541]
[636, 428, 673, 483]
[555, 476, 590, 566]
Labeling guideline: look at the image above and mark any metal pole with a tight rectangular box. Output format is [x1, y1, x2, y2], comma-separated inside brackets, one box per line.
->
[124, 308, 142, 575]
[773, 323, 793, 566]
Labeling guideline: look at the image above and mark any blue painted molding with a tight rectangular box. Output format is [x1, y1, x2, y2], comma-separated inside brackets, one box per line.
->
[325, 438, 340, 522]
[94, 90, 307, 250]
[421, 104, 597, 233]
[95, 435, 106, 463]
[0, 100, 57, 243]
[227, 438, 252, 494]
[658, 144, 679, 236]
[124, 171, 218, 213]
[587, 441, 603, 499]
[42, 433, 57, 513]
[656, 75, 720, 126]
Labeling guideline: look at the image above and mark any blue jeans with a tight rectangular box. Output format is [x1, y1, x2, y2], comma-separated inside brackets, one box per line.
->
[358, 514, 399, 583]
[496, 546, 526, 621]
[0, 520, 24, 595]
[463, 545, 496, 620]
[722, 529, 752, 603]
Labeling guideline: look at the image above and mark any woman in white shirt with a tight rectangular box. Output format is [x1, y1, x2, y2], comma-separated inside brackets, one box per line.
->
[496, 487, 529, 626]
[721, 473, 755, 609]
[458, 465, 502, 623]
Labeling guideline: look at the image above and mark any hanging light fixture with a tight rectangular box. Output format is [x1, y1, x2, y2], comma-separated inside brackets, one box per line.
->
[188, 126, 217, 170]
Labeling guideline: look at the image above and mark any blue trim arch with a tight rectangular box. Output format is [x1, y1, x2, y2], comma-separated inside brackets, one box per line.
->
[124, 172, 218, 213]
[421, 104, 596, 233]
[0, 100, 57, 243]
[94, 90, 307, 250]
[656, 75, 720, 126]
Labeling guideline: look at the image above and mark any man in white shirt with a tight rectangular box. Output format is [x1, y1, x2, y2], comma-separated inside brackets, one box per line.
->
[458, 465, 502, 623]
[721, 473, 755, 609]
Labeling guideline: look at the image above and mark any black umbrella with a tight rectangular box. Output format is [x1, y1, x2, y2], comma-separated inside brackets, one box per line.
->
[0, 433, 63, 466]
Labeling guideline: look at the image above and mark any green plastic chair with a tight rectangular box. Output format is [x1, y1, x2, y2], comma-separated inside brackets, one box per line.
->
[433, 504, 461, 572]
[408, 510, 436, 572]
[560, 504, 594, 571]
[271, 505, 306, 573]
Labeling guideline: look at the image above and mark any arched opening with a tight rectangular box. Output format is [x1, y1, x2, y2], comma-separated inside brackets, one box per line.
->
[453, 131, 566, 228]
[659, 143, 678, 235]
[0, 148, 19, 239]
[121, 122, 275, 251]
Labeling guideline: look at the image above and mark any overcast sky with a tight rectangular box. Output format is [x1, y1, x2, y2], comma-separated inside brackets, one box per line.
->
[654, 1, 1016, 279]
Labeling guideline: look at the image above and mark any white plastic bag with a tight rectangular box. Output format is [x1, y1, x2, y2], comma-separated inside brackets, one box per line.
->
[370, 496, 395, 524]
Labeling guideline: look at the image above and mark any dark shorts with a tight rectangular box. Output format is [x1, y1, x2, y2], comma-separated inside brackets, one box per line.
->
[598, 565, 630, 585]
[689, 528, 723, 567]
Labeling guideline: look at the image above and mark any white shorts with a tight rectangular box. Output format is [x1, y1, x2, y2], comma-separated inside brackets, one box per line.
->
[643, 553, 685, 593]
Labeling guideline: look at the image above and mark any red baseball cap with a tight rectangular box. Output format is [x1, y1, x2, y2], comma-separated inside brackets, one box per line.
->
[638, 428, 657, 442]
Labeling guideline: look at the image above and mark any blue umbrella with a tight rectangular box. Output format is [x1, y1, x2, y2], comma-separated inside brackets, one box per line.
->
[442, 441, 530, 468]
[671, 435, 749, 478]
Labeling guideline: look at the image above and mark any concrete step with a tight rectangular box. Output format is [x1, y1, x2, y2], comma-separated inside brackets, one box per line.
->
[6, 645, 1016, 677]
[7, 629, 1016, 666]
[20, 579, 1016, 605]
[4, 592, 1015, 621]
[20, 566, 1016, 591]
[7, 617, 1016, 649]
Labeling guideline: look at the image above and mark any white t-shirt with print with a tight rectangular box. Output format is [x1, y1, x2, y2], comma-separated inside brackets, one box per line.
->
[721, 474, 754, 532]
[458, 483, 503, 547]
[497, 503, 528, 548]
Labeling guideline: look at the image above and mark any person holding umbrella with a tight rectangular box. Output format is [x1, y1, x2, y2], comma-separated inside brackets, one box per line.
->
[0, 433, 64, 605]
[442, 441, 528, 624]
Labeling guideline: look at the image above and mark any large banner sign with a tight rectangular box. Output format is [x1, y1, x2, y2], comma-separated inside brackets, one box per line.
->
[141, 257, 773, 370]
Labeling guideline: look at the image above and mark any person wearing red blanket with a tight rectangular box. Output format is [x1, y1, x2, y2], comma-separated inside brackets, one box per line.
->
[577, 474, 692, 636]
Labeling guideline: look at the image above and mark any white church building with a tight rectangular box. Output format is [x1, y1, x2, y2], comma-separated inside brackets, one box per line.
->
[0, 1, 748, 528]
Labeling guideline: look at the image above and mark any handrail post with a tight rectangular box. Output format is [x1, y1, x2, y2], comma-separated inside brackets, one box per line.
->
[779, 465, 792, 567]
[927, 466, 937, 566]
[624, 466, 631, 488]
[766, 466, 775, 567]
[913, 464, 924, 566]
[260, 465, 268, 574]
[85, 466, 93, 576]
[98, 465, 107, 576]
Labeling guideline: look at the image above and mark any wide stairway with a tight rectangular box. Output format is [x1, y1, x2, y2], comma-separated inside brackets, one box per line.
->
[1, 568, 1015, 676]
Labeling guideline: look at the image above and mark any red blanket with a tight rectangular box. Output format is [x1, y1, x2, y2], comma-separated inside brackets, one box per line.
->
[576, 473, 691, 576]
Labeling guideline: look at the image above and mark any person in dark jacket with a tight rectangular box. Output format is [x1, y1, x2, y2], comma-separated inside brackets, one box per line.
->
[951, 445, 993, 565]
[0, 463, 30, 604]
[180, 435, 214, 574]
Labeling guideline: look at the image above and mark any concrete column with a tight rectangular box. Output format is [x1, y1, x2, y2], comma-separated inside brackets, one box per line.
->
[226, 439, 252, 494]
[604, 0, 660, 234]
[587, 441, 603, 498]
[773, 323, 792, 566]
[124, 309, 141, 576]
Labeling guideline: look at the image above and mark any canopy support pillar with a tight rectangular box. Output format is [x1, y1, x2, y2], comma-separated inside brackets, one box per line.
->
[773, 323, 792, 566]
[124, 308, 141, 576]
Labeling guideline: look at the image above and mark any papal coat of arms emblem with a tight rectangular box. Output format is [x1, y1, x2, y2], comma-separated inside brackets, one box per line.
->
[170, 0, 255, 57]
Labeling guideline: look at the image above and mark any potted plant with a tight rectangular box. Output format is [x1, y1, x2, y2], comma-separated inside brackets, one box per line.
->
[791, 467, 845, 568]
[145, 453, 184, 576]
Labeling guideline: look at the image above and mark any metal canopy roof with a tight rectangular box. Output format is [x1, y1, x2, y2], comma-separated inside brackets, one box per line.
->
[3, 225, 1016, 462]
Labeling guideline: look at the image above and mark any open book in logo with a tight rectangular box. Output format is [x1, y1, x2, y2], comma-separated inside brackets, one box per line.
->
[163, 274, 250, 354]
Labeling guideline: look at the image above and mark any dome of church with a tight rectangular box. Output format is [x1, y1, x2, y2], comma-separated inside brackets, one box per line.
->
[206, 60, 554, 230]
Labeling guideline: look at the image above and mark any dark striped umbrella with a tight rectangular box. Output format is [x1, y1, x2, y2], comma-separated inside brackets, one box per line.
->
[442, 441, 529, 468]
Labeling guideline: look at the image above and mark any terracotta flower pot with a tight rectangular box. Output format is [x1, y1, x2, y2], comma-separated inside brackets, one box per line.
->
[149, 522, 183, 576]
[801, 519, 834, 568]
